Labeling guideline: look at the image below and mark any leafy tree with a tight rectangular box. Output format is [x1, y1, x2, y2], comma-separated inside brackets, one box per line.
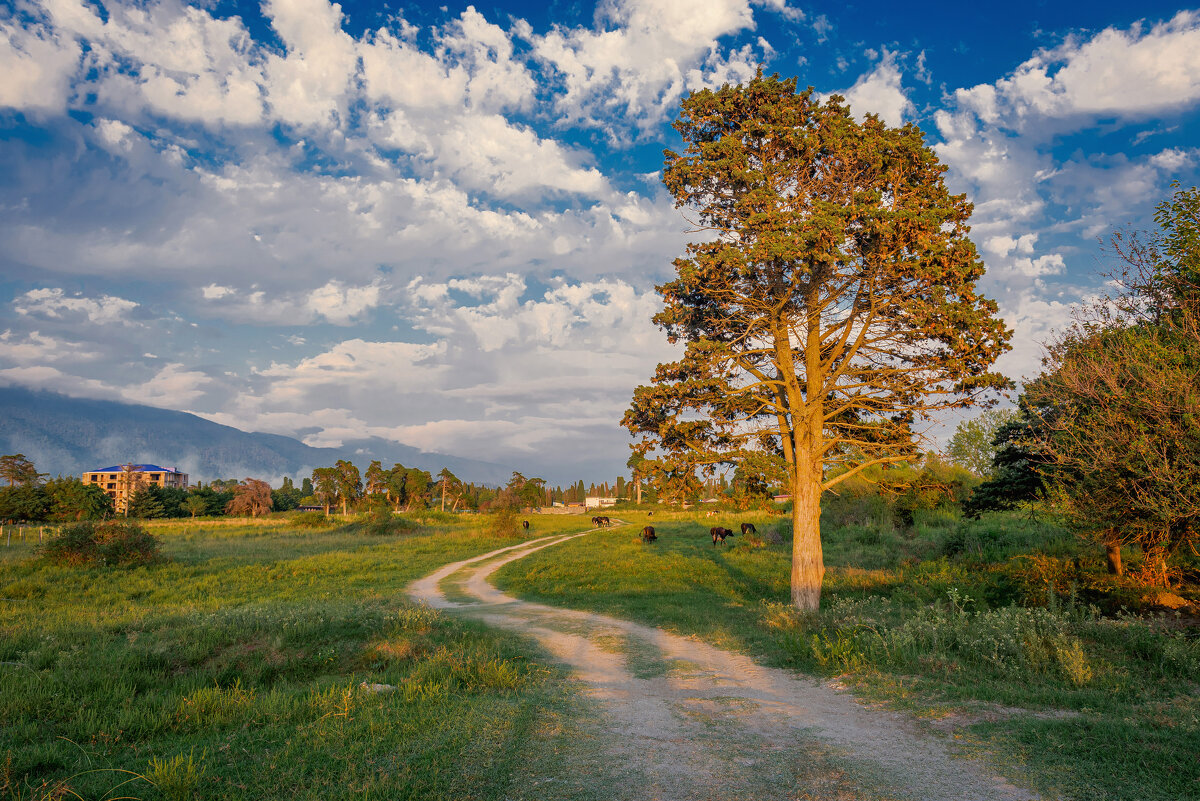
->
[301, 477, 314, 496]
[183, 494, 208, 518]
[946, 409, 1018, 477]
[312, 467, 340, 515]
[271, 485, 303, 512]
[0, 485, 50, 521]
[186, 486, 231, 517]
[1022, 185, 1200, 584]
[365, 461, 388, 499]
[45, 477, 113, 521]
[402, 467, 433, 510]
[0, 454, 45, 487]
[623, 73, 1010, 610]
[333, 460, 362, 515]
[226, 478, 274, 517]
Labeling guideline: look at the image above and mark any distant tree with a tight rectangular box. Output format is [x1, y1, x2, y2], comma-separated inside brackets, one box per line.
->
[437, 468, 462, 512]
[332, 460, 361, 515]
[186, 486, 230, 517]
[365, 461, 388, 499]
[45, 477, 113, 521]
[946, 409, 1018, 477]
[301, 477, 314, 496]
[126, 487, 166, 519]
[402, 467, 433, 510]
[271, 485, 303, 512]
[0, 454, 45, 487]
[962, 413, 1047, 519]
[0, 485, 49, 521]
[312, 467, 340, 515]
[623, 73, 1010, 610]
[183, 494, 208, 518]
[226, 479, 274, 517]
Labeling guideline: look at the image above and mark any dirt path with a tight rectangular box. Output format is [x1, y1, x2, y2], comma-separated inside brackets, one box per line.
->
[407, 528, 1045, 801]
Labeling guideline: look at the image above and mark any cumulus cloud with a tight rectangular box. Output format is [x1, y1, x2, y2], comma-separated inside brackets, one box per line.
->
[14, 288, 139, 325]
[837, 49, 912, 126]
[530, 0, 763, 133]
[0, 14, 80, 113]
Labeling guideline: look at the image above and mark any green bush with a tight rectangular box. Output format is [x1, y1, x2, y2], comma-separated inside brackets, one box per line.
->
[291, 510, 331, 528]
[41, 521, 162, 566]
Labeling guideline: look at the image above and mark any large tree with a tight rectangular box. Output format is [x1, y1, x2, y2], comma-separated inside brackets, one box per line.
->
[1022, 185, 1200, 584]
[624, 74, 1010, 610]
[226, 478, 274, 518]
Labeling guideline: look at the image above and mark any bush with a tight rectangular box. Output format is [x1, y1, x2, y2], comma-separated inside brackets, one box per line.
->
[41, 521, 162, 566]
[291, 511, 331, 528]
[487, 506, 522, 538]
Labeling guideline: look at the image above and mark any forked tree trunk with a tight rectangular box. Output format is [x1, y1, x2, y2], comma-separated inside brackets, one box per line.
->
[790, 466, 824, 611]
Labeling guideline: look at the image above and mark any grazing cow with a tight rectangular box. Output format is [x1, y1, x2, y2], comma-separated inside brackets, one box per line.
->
[740, 522, 757, 536]
[641, 525, 657, 543]
[591, 516, 602, 527]
[598, 515, 612, 527]
[711, 526, 734, 545]
[522, 520, 530, 531]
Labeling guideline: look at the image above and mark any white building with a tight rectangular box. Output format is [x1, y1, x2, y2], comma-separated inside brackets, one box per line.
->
[584, 496, 617, 509]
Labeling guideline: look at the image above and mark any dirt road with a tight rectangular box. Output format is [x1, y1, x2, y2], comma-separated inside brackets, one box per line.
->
[407, 528, 1045, 801]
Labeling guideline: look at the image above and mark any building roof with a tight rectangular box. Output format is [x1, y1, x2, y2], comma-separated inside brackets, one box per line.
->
[87, 464, 184, 474]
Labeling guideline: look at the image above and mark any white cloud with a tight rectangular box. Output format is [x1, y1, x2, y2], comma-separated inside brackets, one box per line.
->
[202, 284, 235, 300]
[530, 0, 762, 132]
[262, 0, 357, 128]
[14, 288, 139, 325]
[304, 280, 382, 324]
[0, 330, 95, 364]
[125, 362, 213, 406]
[991, 11, 1200, 122]
[0, 15, 80, 113]
[838, 49, 912, 126]
[1150, 147, 1200, 171]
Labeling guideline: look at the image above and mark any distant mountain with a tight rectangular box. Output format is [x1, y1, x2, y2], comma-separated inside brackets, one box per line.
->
[0, 386, 510, 485]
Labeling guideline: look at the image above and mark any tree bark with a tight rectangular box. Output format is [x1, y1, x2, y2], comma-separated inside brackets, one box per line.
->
[1105, 542, 1123, 575]
[790, 460, 824, 611]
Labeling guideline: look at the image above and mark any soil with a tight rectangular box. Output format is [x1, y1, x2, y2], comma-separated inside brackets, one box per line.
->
[407, 528, 1046, 801]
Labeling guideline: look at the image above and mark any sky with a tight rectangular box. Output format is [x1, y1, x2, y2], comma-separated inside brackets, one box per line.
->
[1, 0, 1199, 484]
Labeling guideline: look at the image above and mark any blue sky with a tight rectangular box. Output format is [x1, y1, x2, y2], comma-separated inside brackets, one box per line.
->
[1, 0, 1198, 483]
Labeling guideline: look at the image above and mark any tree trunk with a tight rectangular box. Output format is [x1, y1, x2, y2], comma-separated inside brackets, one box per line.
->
[1105, 542, 1123, 575]
[790, 465, 824, 611]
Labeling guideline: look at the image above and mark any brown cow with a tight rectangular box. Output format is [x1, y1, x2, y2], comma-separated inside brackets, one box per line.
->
[641, 525, 657, 543]
[740, 522, 757, 536]
[711, 526, 734, 545]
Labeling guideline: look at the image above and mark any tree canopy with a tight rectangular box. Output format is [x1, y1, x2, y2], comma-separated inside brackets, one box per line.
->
[624, 73, 1010, 610]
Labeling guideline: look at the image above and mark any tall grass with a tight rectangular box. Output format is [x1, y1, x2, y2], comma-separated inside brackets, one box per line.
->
[0, 514, 591, 801]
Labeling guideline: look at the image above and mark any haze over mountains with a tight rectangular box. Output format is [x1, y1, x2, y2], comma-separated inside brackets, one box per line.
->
[0, 386, 510, 486]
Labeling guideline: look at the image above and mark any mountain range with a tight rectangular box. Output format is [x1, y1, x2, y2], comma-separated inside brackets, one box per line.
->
[0, 386, 510, 486]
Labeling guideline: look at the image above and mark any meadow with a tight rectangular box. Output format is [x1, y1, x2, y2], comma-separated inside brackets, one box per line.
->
[3, 507, 1197, 801]
[0, 513, 594, 801]
[494, 508, 1200, 801]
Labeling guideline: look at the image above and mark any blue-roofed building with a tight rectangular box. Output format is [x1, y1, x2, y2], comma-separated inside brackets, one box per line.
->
[82, 464, 189, 513]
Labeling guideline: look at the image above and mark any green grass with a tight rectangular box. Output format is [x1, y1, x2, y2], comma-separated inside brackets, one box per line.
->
[0, 513, 593, 801]
[493, 509, 1200, 801]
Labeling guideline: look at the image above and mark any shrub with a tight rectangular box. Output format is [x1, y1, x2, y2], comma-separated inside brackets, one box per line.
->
[291, 511, 331, 528]
[487, 506, 522, 538]
[41, 521, 162, 566]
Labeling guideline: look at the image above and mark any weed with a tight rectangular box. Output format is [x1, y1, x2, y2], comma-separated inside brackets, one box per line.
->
[147, 750, 206, 801]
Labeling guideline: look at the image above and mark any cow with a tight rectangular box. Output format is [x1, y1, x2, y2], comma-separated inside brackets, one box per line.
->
[641, 525, 657, 543]
[740, 522, 757, 536]
[522, 520, 530, 531]
[711, 526, 734, 545]
[591, 515, 602, 526]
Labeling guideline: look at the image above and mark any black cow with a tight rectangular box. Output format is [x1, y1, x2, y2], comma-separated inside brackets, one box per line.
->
[522, 520, 530, 530]
[711, 526, 734, 545]
[641, 525, 657, 543]
[740, 522, 757, 536]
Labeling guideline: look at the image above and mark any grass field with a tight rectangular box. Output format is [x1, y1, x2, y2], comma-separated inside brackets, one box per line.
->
[494, 509, 1200, 801]
[0, 513, 594, 801]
